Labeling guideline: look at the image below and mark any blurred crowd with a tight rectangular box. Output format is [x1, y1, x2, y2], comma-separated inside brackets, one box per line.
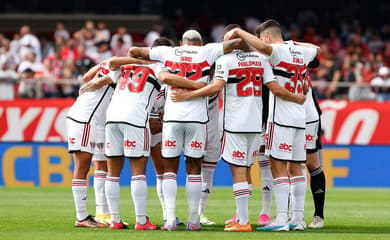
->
[1, 15, 390, 101]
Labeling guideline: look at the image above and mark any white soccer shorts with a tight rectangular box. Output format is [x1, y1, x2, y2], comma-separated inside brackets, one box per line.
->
[265, 122, 306, 162]
[67, 119, 96, 154]
[221, 131, 261, 168]
[204, 107, 221, 162]
[91, 125, 106, 161]
[151, 132, 162, 148]
[105, 123, 150, 158]
[306, 120, 322, 153]
[161, 122, 206, 159]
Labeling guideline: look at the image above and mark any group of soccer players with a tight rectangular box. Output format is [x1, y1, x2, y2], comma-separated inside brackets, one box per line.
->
[66, 19, 326, 232]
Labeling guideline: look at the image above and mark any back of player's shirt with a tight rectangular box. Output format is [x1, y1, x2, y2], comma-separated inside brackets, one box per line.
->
[106, 62, 164, 127]
[149, 43, 224, 123]
[214, 51, 275, 133]
[268, 42, 317, 128]
[67, 62, 114, 124]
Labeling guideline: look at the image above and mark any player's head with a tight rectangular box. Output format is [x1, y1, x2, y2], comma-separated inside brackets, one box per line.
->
[152, 37, 174, 47]
[255, 19, 283, 43]
[223, 24, 242, 40]
[181, 29, 203, 46]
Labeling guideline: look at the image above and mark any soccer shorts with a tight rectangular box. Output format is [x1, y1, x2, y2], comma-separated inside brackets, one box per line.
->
[221, 131, 261, 168]
[67, 119, 97, 154]
[204, 106, 221, 162]
[105, 123, 150, 158]
[162, 122, 206, 159]
[265, 122, 306, 162]
[306, 120, 322, 153]
[259, 131, 266, 146]
[151, 132, 162, 148]
[92, 125, 106, 161]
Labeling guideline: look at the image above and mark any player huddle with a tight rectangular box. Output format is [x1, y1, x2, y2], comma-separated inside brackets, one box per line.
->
[66, 19, 326, 232]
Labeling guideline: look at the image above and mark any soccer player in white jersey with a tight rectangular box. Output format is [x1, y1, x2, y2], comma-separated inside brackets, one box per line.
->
[81, 37, 206, 230]
[67, 60, 114, 228]
[171, 24, 276, 231]
[129, 30, 244, 231]
[225, 20, 321, 231]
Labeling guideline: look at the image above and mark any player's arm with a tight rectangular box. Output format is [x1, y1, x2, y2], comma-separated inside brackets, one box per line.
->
[222, 38, 247, 53]
[171, 79, 225, 102]
[265, 81, 306, 104]
[108, 56, 152, 70]
[128, 47, 151, 60]
[293, 41, 322, 56]
[82, 63, 102, 82]
[225, 28, 273, 56]
[79, 75, 113, 95]
[149, 118, 162, 135]
[158, 71, 206, 90]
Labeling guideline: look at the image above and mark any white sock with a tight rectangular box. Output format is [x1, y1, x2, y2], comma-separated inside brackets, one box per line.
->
[186, 174, 202, 224]
[94, 170, 109, 214]
[290, 176, 306, 222]
[162, 172, 177, 225]
[198, 163, 216, 216]
[72, 179, 88, 221]
[301, 163, 308, 187]
[233, 181, 250, 225]
[259, 154, 273, 216]
[156, 174, 166, 220]
[105, 176, 121, 223]
[131, 175, 147, 224]
[273, 177, 290, 224]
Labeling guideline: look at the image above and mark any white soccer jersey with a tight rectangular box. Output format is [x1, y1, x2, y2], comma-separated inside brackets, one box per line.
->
[67, 62, 114, 124]
[214, 50, 275, 133]
[105, 62, 164, 127]
[150, 85, 166, 120]
[149, 43, 224, 123]
[267, 42, 317, 128]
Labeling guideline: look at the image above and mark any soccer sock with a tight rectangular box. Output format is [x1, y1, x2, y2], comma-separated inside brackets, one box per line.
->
[259, 155, 273, 216]
[131, 175, 147, 224]
[310, 166, 326, 219]
[301, 163, 308, 186]
[156, 174, 166, 220]
[273, 177, 290, 224]
[233, 182, 250, 225]
[198, 163, 216, 217]
[290, 176, 307, 222]
[162, 172, 177, 225]
[105, 176, 121, 223]
[186, 174, 202, 224]
[72, 179, 88, 221]
[94, 170, 109, 214]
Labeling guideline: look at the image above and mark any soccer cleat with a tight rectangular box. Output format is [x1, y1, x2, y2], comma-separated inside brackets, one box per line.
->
[224, 221, 252, 232]
[161, 222, 177, 231]
[308, 216, 324, 229]
[200, 215, 216, 225]
[186, 222, 203, 231]
[176, 217, 184, 225]
[256, 221, 289, 231]
[110, 220, 128, 229]
[75, 215, 107, 228]
[224, 213, 237, 224]
[95, 213, 111, 225]
[135, 216, 157, 230]
[289, 220, 306, 231]
[257, 213, 271, 226]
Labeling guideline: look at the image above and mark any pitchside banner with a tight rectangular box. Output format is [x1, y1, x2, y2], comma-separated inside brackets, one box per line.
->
[0, 99, 390, 187]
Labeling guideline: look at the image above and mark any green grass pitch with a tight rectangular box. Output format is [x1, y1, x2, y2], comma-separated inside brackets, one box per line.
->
[0, 187, 389, 240]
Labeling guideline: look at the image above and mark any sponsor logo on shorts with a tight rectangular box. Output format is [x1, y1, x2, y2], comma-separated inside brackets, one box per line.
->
[306, 134, 314, 142]
[165, 140, 176, 148]
[191, 141, 203, 150]
[265, 133, 269, 142]
[279, 143, 292, 152]
[69, 137, 76, 145]
[232, 151, 245, 160]
[124, 140, 136, 148]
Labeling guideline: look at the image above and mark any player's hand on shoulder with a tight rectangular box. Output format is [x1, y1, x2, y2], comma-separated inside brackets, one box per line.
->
[224, 29, 239, 41]
[171, 89, 188, 102]
[296, 93, 306, 105]
[194, 81, 207, 89]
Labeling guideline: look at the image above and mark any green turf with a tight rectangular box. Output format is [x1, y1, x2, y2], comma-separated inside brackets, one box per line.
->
[0, 187, 389, 240]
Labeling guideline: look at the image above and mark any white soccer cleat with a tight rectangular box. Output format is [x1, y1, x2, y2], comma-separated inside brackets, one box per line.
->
[288, 220, 306, 231]
[200, 215, 216, 225]
[256, 221, 289, 231]
[308, 216, 324, 229]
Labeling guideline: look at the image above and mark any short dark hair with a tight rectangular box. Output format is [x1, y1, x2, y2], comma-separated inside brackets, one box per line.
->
[255, 19, 282, 37]
[152, 37, 174, 47]
[223, 24, 242, 36]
